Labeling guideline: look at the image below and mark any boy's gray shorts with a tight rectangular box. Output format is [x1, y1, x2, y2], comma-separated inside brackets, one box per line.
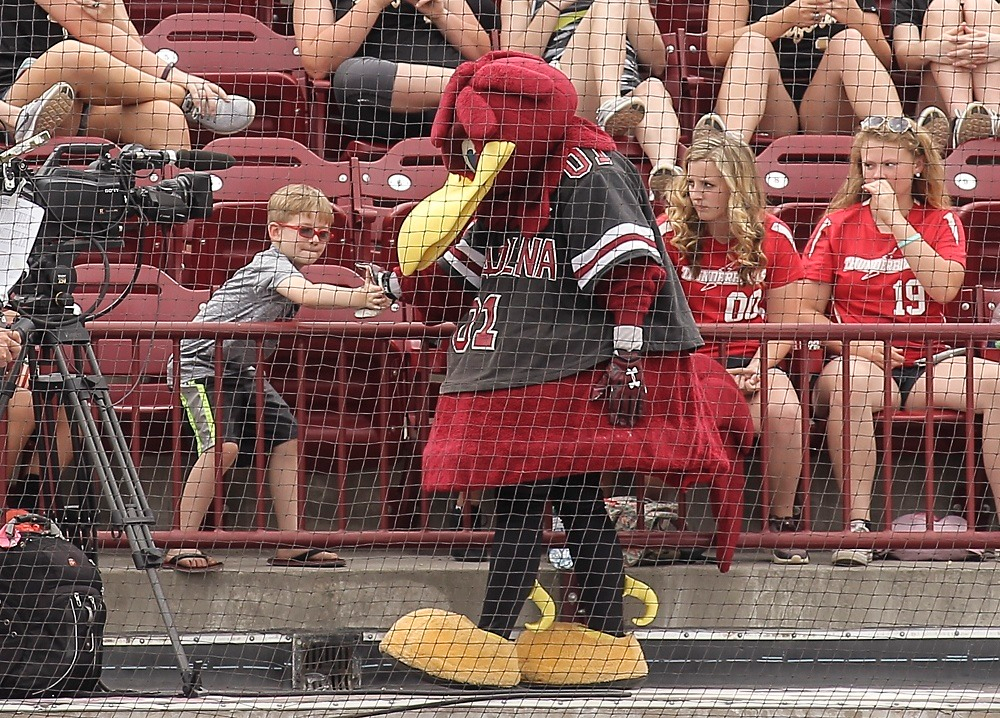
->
[180, 375, 298, 456]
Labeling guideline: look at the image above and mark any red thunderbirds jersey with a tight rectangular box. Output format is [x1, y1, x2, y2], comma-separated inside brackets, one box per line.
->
[801, 202, 966, 365]
[661, 213, 805, 359]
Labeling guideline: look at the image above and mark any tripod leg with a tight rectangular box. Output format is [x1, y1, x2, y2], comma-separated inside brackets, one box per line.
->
[49, 342, 203, 697]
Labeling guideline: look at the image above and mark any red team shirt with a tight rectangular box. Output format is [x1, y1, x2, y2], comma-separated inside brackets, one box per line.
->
[801, 202, 966, 366]
[662, 213, 805, 359]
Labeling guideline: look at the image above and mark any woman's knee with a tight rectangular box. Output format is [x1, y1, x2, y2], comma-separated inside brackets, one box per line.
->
[825, 28, 873, 58]
[40, 40, 108, 69]
[730, 31, 776, 60]
[632, 77, 674, 108]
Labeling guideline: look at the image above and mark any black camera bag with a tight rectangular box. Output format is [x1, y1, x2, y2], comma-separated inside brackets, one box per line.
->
[0, 515, 105, 697]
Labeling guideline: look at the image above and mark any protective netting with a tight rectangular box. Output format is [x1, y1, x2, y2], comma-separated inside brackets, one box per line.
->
[0, 0, 997, 714]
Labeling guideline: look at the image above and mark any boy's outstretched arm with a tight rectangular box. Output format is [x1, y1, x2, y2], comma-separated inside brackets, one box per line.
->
[275, 275, 390, 310]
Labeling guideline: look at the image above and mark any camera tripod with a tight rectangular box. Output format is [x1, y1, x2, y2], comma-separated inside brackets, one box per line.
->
[0, 313, 202, 697]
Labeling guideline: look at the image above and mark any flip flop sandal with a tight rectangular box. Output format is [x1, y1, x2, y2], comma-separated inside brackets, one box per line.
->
[163, 550, 224, 574]
[267, 549, 347, 568]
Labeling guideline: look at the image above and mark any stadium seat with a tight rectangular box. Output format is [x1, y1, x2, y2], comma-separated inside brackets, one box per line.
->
[946, 138, 1000, 205]
[957, 202, 1000, 288]
[664, 31, 722, 141]
[274, 265, 424, 529]
[651, 0, 708, 34]
[142, 13, 317, 150]
[769, 201, 828, 253]
[71, 264, 210, 452]
[175, 138, 354, 288]
[124, 0, 278, 35]
[756, 134, 853, 203]
[351, 137, 450, 267]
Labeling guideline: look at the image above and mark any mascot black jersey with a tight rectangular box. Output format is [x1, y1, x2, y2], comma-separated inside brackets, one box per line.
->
[439, 148, 702, 394]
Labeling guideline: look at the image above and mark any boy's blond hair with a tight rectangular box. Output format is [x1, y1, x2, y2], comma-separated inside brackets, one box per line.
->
[267, 184, 335, 225]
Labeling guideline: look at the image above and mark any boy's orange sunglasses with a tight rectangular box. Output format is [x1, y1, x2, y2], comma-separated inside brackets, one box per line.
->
[274, 223, 332, 241]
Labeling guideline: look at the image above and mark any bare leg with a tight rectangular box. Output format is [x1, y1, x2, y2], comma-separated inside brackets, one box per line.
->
[906, 357, 1000, 516]
[814, 357, 899, 523]
[715, 31, 799, 142]
[799, 29, 904, 134]
[749, 370, 804, 519]
[631, 78, 679, 169]
[267, 439, 341, 562]
[167, 441, 239, 569]
[963, 0, 1000, 111]
[923, 0, 975, 115]
[390, 64, 454, 112]
[5, 387, 35, 480]
[6, 40, 192, 148]
[556, 0, 631, 116]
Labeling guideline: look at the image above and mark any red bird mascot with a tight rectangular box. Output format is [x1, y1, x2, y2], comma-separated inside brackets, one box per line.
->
[377, 52, 752, 688]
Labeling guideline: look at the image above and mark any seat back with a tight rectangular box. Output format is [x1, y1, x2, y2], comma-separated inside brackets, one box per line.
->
[770, 201, 829, 253]
[352, 137, 449, 266]
[202, 137, 352, 202]
[123, 0, 277, 35]
[956, 201, 1000, 288]
[946, 138, 1000, 204]
[142, 13, 313, 147]
[756, 134, 853, 203]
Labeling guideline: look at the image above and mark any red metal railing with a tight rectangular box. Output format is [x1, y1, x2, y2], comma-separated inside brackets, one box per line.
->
[32, 320, 1000, 555]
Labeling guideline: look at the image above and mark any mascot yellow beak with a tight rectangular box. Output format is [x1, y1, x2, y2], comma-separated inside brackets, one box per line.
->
[397, 140, 515, 276]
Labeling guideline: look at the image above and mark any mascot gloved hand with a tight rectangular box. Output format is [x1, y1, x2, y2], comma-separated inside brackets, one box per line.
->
[591, 326, 646, 427]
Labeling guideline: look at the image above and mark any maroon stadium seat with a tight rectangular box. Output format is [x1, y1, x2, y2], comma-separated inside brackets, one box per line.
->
[72, 263, 210, 451]
[957, 202, 1000, 288]
[124, 0, 278, 35]
[947, 139, 1000, 204]
[770, 201, 829, 253]
[275, 265, 423, 529]
[351, 137, 450, 267]
[142, 13, 317, 150]
[756, 134, 853, 203]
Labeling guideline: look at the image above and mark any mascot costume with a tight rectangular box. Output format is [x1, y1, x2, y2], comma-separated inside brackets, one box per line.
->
[376, 52, 753, 688]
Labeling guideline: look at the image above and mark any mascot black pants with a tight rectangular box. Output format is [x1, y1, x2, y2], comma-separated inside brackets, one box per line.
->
[478, 473, 626, 639]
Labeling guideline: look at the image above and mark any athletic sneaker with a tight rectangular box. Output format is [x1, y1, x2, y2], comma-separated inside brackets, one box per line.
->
[13, 81, 75, 143]
[831, 519, 873, 567]
[181, 92, 256, 135]
[694, 112, 727, 138]
[648, 162, 683, 201]
[953, 102, 995, 147]
[769, 516, 809, 565]
[596, 96, 645, 136]
[916, 105, 950, 156]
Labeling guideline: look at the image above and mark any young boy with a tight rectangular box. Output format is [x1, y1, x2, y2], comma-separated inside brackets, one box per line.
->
[166, 184, 389, 573]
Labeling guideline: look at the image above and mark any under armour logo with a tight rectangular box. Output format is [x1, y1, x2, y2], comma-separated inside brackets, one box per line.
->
[625, 366, 641, 389]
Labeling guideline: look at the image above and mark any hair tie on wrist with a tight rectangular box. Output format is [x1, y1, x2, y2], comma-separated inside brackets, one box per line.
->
[160, 62, 176, 81]
[897, 232, 921, 249]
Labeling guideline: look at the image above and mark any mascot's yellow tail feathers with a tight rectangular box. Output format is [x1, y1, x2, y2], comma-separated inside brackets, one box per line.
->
[379, 608, 522, 688]
[515, 621, 648, 686]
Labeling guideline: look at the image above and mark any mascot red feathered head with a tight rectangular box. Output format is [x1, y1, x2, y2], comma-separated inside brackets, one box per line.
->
[398, 51, 615, 275]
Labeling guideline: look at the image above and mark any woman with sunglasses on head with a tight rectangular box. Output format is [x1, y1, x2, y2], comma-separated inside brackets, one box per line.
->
[662, 131, 809, 565]
[700, 0, 905, 142]
[800, 116, 1000, 567]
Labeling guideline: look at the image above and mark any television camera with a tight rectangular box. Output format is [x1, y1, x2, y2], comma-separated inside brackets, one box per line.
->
[4, 140, 233, 319]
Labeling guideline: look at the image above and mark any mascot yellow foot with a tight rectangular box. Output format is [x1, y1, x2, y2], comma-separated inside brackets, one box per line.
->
[514, 621, 648, 686]
[379, 608, 521, 687]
